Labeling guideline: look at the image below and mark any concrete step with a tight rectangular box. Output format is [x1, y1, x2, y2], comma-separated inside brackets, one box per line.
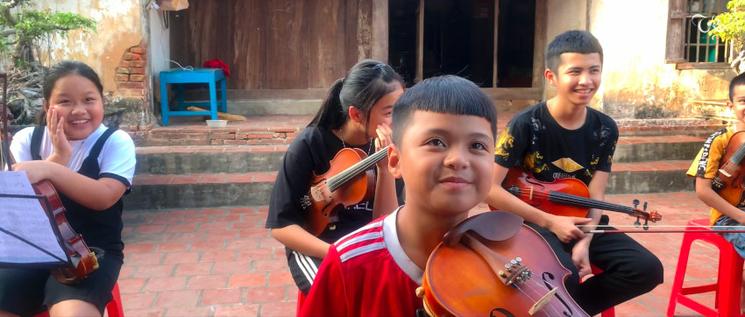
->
[133, 134, 703, 176]
[126, 161, 693, 210]
[125, 172, 276, 210]
[614, 135, 703, 163]
[136, 145, 287, 174]
[608, 160, 692, 194]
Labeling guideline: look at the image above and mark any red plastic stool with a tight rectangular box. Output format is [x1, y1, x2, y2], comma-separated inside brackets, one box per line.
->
[585, 265, 616, 317]
[34, 282, 124, 317]
[666, 218, 745, 317]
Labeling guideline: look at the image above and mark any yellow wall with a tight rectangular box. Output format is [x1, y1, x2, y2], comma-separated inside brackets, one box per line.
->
[32, 0, 144, 97]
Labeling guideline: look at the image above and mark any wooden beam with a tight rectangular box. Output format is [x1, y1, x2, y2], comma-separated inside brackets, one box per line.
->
[532, 0, 547, 89]
[416, 0, 424, 83]
[493, 0, 499, 87]
[371, 0, 389, 62]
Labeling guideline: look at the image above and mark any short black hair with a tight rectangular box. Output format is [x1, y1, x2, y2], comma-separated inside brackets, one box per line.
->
[729, 72, 745, 102]
[546, 30, 604, 72]
[392, 75, 497, 145]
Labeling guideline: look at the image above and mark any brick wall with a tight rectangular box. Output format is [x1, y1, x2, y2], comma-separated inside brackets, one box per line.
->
[115, 45, 147, 97]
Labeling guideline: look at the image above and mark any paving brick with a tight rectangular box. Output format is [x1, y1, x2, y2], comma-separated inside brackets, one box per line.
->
[155, 289, 201, 307]
[163, 307, 214, 317]
[144, 276, 187, 292]
[163, 251, 200, 264]
[260, 301, 298, 317]
[244, 286, 288, 303]
[228, 273, 266, 288]
[201, 288, 243, 305]
[175, 262, 214, 276]
[213, 304, 260, 317]
[132, 264, 175, 278]
[187, 274, 229, 289]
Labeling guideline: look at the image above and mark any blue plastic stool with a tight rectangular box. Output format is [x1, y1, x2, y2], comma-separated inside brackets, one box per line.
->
[159, 68, 227, 126]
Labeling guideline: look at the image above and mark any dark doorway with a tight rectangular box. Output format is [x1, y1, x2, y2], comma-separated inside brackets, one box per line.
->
[497, 0, 535, 87]
[422, 0, 494, 87]
[389, 0, 419, 87]
[389, 0, 535, 88]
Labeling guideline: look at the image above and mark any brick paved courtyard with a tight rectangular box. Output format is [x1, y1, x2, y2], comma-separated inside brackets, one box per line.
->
[115, 191, 735, 316]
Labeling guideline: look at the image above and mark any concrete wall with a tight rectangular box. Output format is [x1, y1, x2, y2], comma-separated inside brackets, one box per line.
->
[34, 0, 144, 96]
[545, 0, 736, 119]
[31, 0, 155, 129]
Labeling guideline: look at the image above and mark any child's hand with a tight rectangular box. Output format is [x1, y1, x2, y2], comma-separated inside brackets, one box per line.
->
[546, 215, 590, 243]
[47, 107, 72, 164]
[12, 161, 58, 183]
[571, 240, 592, 278]
[374, 123, 393, 169]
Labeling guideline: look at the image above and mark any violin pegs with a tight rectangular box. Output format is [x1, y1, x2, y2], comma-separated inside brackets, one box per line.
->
[633, 199, 640, 209]
[634, 216, 641, 227]
[643, 201, 648, 212]
[643, 218, 649, 230]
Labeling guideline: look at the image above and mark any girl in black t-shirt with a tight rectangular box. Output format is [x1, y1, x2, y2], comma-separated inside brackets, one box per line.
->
[265, 60, 404, 296]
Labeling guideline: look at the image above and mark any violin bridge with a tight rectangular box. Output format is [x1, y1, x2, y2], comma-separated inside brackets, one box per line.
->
[528, 287, 558, 315]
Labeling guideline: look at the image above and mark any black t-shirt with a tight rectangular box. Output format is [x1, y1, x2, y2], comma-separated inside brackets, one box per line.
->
[494, 102, 618, 185]
[265, 126, 381, 243]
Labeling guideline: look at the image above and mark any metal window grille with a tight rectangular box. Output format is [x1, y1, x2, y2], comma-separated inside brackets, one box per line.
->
[685, 0, 729, 63]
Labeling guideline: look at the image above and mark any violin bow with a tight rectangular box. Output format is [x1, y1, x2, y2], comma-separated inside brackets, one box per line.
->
[579, 224, 745, 234]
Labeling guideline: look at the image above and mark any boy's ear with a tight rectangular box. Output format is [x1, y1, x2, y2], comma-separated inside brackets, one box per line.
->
[387, 144, 402, 179]
[544, 68, 556, 86]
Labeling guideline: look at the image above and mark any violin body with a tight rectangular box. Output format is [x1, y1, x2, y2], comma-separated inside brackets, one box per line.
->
[502, 168, 661, 224]
[503, 168, 588, 218]
[712, 131, 745, 206]
[34, 180, 100, 284]
[421, 212, 588, 317]
[304, 147, 375, 236]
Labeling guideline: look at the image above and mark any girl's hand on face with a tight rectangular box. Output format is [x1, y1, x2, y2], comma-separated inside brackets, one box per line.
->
[374, 123, 393, 169]
[13, 161, 58, 183]
[47, 107, 72, 164]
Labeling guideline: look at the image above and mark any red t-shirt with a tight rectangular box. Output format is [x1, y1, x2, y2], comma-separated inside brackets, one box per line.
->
[299, 208, 424, 317]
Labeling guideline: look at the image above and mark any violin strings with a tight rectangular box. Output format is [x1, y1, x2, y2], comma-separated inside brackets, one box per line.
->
[514, 280, 563, 316]
[327, 146, 388, 190]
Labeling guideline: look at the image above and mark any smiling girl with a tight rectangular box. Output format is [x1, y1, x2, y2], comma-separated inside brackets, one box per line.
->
[0, 61, 135, 317]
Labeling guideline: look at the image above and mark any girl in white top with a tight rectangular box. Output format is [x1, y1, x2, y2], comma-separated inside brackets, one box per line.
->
[0, 61, 135, 317]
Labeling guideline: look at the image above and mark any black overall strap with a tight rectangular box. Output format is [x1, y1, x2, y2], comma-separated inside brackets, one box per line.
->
[87, 127, 117, 160]
[30, 126, 44, 160]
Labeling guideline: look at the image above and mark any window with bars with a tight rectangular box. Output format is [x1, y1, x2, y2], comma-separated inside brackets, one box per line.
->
[667, 0, 730, 64]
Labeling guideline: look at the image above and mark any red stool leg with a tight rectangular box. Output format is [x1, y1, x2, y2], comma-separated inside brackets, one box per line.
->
[715, 244, 743, 317]
[666, 225, 697, 317]
[106, 282, 125, 317]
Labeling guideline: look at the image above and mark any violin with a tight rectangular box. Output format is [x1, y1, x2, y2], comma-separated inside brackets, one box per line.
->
[420, 211, 589, 317]
[503, 168, 662, 227]
[712, 131, 745, 206]
[301, 145, 389, 236]
[0, 73, 99, 284]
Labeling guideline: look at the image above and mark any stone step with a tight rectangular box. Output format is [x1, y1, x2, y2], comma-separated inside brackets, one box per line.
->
[126, 161, 693, 210]
[133, 134, 704, 175]
[135, 145, 287, 174]
[613, 135, 703, 163]
[125, 172, 276, 210]
[608, 160, 692, 194]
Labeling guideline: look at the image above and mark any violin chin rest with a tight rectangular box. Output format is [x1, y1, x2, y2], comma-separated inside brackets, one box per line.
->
[443, 211, 524, 245]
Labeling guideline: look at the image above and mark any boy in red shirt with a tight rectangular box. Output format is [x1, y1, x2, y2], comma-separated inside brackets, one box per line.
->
[299, 75, 498, 316]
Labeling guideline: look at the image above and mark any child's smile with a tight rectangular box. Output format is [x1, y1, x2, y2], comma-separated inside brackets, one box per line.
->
[390, 111, 494, 216]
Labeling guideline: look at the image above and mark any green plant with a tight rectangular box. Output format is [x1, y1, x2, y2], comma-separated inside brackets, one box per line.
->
[1, 0, 95, 67]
